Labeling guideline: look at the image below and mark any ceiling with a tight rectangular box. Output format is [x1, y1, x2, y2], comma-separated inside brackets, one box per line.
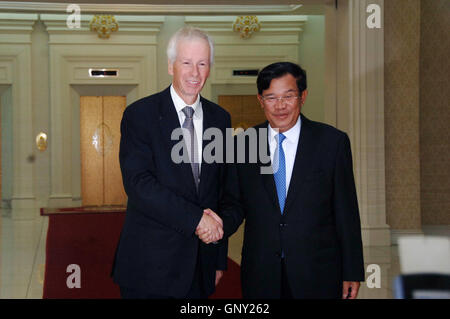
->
[3, 0, 333, 4]
[0, 0, 332, 15]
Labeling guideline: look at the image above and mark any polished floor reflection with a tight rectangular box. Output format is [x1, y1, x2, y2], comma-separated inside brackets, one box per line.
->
[0, 208, 47, 298]
[1, 208, 402, 299]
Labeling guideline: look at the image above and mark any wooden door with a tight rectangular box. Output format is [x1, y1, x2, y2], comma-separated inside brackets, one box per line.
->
[80, 96, 127, 206]
[218, 95, 266, 129]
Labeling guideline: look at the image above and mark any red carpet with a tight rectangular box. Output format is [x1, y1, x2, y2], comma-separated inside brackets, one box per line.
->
[211, 258, 243, 299]
[43, 211, 241, 298]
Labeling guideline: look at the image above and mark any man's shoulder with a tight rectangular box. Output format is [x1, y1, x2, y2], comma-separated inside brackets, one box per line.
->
[240, 116, 347, 140]
[234, 121, 267, 133]
[201, 96, 231, 118]
[304, 116, 347, 140]
[124, 88, 169, 117]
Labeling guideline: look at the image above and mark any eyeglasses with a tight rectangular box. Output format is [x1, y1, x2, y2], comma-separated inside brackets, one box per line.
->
[261, 94, 300, 106]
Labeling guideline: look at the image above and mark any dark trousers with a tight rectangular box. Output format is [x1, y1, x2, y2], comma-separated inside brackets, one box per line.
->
[120, 254, 207, 299]
[281, 259, 293, 299]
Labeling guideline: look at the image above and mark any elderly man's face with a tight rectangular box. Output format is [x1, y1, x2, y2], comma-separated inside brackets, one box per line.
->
[168, 38, 211, 105]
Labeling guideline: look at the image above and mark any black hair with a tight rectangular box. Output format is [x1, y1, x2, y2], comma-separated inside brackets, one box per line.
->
[256, 62, 307, 95]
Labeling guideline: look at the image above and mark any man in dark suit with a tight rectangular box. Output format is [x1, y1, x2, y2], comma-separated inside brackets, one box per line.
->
[215, 62, 365, 299]
[111, 27, 229, 299]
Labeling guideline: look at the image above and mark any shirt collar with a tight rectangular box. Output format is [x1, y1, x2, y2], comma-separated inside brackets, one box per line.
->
[268, 115, 301, 145]
[170, 84, 202, 119]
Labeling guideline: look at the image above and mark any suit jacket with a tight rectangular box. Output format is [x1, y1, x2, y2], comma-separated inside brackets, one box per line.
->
[221, 114, 365, 299]
[111, 86, 230, 298]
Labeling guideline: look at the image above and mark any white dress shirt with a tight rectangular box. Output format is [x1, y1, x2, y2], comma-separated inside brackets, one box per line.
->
[268, 115, 302, 195]
[170, 85, 203, 172]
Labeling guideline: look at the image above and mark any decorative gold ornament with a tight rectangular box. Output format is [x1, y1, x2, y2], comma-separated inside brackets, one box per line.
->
[233, 16, 261, 39]
[36, 132, 48, 152]
[89, 15, 119, 39]
[92, 123, 114, 156]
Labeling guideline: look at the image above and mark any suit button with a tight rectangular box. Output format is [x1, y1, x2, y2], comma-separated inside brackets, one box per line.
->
[279, 223, 287, 227]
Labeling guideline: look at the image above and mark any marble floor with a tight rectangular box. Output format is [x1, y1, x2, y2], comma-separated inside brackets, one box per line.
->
[0, 207, 438, 299]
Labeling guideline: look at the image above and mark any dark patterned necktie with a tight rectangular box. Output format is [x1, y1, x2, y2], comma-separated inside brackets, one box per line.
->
[182, 106, 199, 190]
[274, 133, 286, 214]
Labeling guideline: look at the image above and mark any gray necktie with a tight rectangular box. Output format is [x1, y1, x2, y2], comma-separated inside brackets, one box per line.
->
[182, 106, 199, 190]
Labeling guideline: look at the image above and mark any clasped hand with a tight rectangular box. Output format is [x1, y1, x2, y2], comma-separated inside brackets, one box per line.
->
[195, 209, 223, 244]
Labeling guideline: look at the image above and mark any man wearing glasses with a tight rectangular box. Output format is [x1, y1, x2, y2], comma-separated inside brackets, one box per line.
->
[217, 62, 365, 299]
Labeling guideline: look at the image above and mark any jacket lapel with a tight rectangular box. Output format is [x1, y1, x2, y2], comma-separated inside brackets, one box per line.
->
[256, 115, 317, 216]
[197, 98, 220, 198]
[256, 122, 282, 213]
[283, 114, 316, 215]
[157, 87, 198, 193]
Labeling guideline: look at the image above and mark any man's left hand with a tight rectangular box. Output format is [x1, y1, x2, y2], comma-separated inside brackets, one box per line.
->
[215, 270, 223, 286]
[342, 281, 360, 299]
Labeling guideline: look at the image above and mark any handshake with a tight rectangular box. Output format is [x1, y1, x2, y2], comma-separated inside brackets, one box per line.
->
[195, 209, 224, 244]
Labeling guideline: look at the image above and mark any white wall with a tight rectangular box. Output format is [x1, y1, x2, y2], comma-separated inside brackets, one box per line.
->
[31, 20, 50, 208]
[298, 15, 325, 123]
[0, 85, 12, 205]
[156, 16, 185, 92]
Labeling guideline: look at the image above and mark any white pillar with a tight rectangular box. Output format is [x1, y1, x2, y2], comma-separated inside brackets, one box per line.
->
[0, 14, 38, 218]
[334, 0, 390, 246]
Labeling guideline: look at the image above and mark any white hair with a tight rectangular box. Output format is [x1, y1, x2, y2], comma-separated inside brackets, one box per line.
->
[167, 26, 215, 65]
